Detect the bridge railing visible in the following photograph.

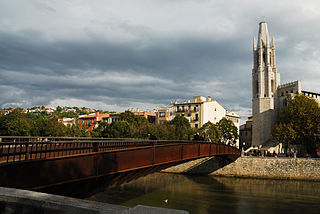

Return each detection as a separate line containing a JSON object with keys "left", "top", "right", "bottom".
{"left": 0, "top": 136, "right": 141, "bottom": 143}
{"left": 0, "top": 139, "right": 240, "bottom": 165}
{"left": 0, "top": 140, "right": 156, "bottom": 164}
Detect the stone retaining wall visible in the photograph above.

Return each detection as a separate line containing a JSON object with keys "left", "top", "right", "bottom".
{"left": 210, "top": 157, "right": 320, "bottom": 180}
{"left": 0, "top": 187, "right": 188, "bottom": 214}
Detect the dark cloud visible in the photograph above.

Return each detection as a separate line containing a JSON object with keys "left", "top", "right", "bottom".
{"left": 0, "top": 28, "right": 251, "bottom": 111}
{"left": 1, "top": 0, "right": 320, "bottom": 122}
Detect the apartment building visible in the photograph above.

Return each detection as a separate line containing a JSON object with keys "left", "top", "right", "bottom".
{"left": 155, "top": 106, "right": 174, "bottom": 124}
{"left": 173, "top": 96, "right": 234, "bottom": 129}
{"left": 78, "top": 112, "right": 110, "bottom": 131}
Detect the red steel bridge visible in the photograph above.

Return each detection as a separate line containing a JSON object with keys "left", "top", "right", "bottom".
{"left": 0, "top": 136, "right": 240, "bottom": 197}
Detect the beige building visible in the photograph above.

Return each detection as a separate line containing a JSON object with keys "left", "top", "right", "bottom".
{"left": 173, "top": 96, "right": 239, "bottom": 130}
{"left": 155, "top": 106, "right": 174, "bottom": 124}
{"left": 102, "top": 109, "right": 156, "bottom": 124}
{"left": 252, "top": 22, "right": 320, "bottom": 149}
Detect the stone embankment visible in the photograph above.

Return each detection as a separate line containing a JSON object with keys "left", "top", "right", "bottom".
{"left": 211, "top": 157, "right": 320, "bottom": 180}
{"left": 163, "top": 156, "right": 320, "bottom": 181}
{"left": 0, "top": 187, "right": 188, "bottom": 214}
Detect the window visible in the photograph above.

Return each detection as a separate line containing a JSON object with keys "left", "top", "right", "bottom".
{"left": 195, "top": 124, "right": 198, "bottom": 128}
{"left": 159, "top": 112, "right": 166, "bottom": 117}
{"left": 195, "top": 114, "right": 199, "bottom": 121}
{"left": 214, "top": 108, "right": 216, "bottom": 111}
{"left": 187, "top": 114, "right": 191, "bottom": 117}
{"left": 194, "top": 105, "right": 199, "bottom": 112}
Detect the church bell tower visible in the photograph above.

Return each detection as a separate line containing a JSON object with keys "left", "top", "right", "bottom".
{"left": 252, "top": 22, "right": 280, "bottom": 146}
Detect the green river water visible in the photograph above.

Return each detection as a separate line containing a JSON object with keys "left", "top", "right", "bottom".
{"left": 89, "top": 172, "right": 320, "bottom": 214}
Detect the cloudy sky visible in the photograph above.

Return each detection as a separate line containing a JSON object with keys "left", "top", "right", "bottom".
{"left": 1, "top": 0, "right": 320, "bottom": 122}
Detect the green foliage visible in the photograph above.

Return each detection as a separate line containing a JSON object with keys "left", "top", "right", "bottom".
{"left": 149, "top": 122, "right": 175, "bottom": 140}
{"left": 119, "top": 111, "right": 136, "bottom": 123}
{"left": 31, "top": 117, "right": 66, "bottom": 136}
{"left": 58, "top": 111, "right": 78, "bottom": 118}
{"left": 170, "top": 115, "right": 194, "bottom": 140}
{"left": 218, "top": 117, "right": 239, "bottom": 145}
{"left": 104, "top": 121, "right": 132, "bottom": 138}
{"left": 25, "top": 112, "right": 47, "bottom": 120}
{"left": 273, "top": 122, "right": 297, "bottom": 154}
{"left": 0, "top": 109, "right": 32, "bottom": 136}
{"left": 0, "top": 108, "right": 86, "bottom": 137}
{"left": 273, "top": 95, "right": 320, "bottom": 154}
{"left": 199, "top": 121, "right": 222, "bottom": 143}
{"left": 56, "top": 106, "right": 63, "bottom": 113}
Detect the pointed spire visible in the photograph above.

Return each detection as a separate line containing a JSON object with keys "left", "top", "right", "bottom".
{"left": 258, "top": 21, "right": 270, "bottom": 47}
{"left": 271, "top": 36, "right": 275, "bottom": 48}
{"left": 253, "top": 37, "right": 257, "bottom": 51}
{"left": 258, "top": 37, "right": 262, "bottom": 48}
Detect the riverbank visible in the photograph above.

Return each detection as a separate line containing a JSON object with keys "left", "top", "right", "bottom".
{"left": 163, "top": 156, "right": 320, "bottom": 181}
{"left": 0, "top": 187, "right": 188, "bottom": 214}
{"left": 211, "top": 156, "right": 320, "bottom": 181}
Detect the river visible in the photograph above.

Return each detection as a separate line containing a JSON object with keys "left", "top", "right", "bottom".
{"left": 88, "top": 172, "right": 320, "bottom": 214}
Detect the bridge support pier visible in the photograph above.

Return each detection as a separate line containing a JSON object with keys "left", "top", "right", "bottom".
{"left": 162, "top": 156, "right": 233, "bottom": 175}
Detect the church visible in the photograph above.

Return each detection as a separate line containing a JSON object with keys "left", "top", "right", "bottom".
{"left": 243, "top": 22, "right": 320, "bottom": 152}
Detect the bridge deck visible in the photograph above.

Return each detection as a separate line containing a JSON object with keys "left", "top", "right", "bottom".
{"left": 0, "top": 138, "right": 240, "bottom": 197}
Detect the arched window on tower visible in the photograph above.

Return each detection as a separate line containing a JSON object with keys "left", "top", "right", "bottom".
{"left": 269, "top": 53, "right": 272, "bottom": 65}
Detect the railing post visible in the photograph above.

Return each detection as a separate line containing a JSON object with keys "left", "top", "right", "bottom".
{"left": 93, "top": 142, "right": 99, "bottom": 153}
{"left": 25, "top": 144, "right": 29, "bottom": 161}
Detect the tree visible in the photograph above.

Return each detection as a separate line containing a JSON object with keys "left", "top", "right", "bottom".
{"left": 32, "top": 117, "right": 67, "bottom": 136}
{"left": 273, "top": 122, "right": 297, "bottom": 155}
{"left": 119, "top": 111, "right": 136, "bottom": 124}
{"left": 170, "top": 115, "right": 194, "bottom": 140}
{"left": 0, "top": 109, "right": 32, "bottom": 136}
{"left": 105, "top": 121, "right": 132, "bottom": 138}
{"left": 273, "top": 94, "right": 320, "bottom": 154}
{"left": 218, "top": 117, "right": 239, "bottom": 145}
{"left": 56, "top": 106, "right": 63, "bottom": 113}
{"left": 199, "top": 121, "right": 222, "bottom": 143}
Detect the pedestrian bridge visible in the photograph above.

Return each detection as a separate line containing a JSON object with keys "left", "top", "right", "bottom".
{"left": 0, "top": 136, "right": 240, "bottom": 197}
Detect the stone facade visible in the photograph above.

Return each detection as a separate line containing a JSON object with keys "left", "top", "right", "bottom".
{"left": 252, "top": 22, "right": 320, "bottom": 147}
{"left": 239, "top": 117, "right": 252, "bottom": 150}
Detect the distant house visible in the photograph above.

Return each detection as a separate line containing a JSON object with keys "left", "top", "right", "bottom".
{"left": 155, "top": 107, "right": 174, "bottom": 124}
{"left": 102, "top": 110, "right": 156, "bottom": 124}
{"left": 129, "top": 109, "right": 156, "bottom": 124}
{"left": 78, "top": 112, "right": 110, "bottom": 131}
{"left": 58, "top": 117, "right": 76, "bottom": 126}
{"left": 44, "top": 107, "right": 55, "bottom": 113}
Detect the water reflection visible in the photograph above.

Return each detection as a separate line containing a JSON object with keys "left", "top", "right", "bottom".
{"left": 89, "top": 173, "right": 320, "bottom": 214}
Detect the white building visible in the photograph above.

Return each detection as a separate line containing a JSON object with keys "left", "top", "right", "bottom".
{"left": 173, "top": 96, "right": 240, "bottom": 132}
